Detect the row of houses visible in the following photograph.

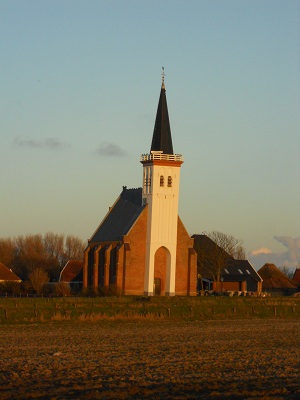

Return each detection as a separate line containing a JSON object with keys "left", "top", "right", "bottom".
{"left": 61, "top": 244, "right": 300, "bottom": 295}
{"left": 1, "top": 247, "right": 299, "bottom": 296}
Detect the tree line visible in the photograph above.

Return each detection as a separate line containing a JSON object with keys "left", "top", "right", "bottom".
{"left": 0, "top": 232, "right": 86, "bottom": 282}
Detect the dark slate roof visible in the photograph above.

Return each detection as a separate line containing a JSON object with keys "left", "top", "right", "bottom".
{"left": 221, "top": 259, "right": 262, "bottom": 282}
{"left": 89, "top": 187, "right": 145, "bottom": 243}
{"left": 59, "top": 260, "right": 83, "bottom": 283}
{"left": 150, "top": 83, "right": 174, "bottom": 154}
{"left": 0, "top": 262, "right": 21, "bottom": 282}
{"left": 192, "top": 234, "right": 262, "bottom": 282}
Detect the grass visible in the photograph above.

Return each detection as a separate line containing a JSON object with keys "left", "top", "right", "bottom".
{"left": 0, "top": 295, "right": 300, "bottom": 324}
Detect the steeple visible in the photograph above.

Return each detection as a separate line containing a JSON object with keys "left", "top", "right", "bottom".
{"left": 140, "top": 71, "right": 184, "bottom": 296}
{"left": 150, "top": 68, "right": 174, "bottom": 155}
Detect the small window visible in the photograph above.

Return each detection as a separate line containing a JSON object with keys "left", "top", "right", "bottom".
{"left": 167, "top": 176, "right": 172, "bottom": 187}
{"left": 224, "top": 269, "right": 229, "bottom": 274}
{"left": 144, "top": 178, "right": 151, "bottom": 187}
{"left": 160, "top": 175, "right": 164, "bottom": 187}
{"left": 238, "top": 269, "right": 243, "bottom": 274}
{"left": 246, "top": 269, "right": 251, "bottom": 274}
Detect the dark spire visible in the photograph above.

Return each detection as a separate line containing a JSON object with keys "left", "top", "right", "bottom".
{"left": 150, "top": 69, "right": 174, "bottom": 154}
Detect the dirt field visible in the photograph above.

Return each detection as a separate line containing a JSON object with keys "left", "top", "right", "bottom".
{"left": 1, "top": 319, "right": 299, "bottom": 399}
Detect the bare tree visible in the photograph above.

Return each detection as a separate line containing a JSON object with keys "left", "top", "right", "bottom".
{"left": 278, "top": 265, "right": 294, "bottom": 279}
{"left": 64, "top": 235, "right": 85, "bottom": 262}
{"left": 43, "top": 232, "right": 65, "bottom": 281}
{"left": 14, "top": 235, "right": 47, "bottom": 280}
{"left": 194, "top": 231, "right": 246, "bottom": 290}
{"left": 0, "top": 233, "right": 86, "bottom": 283}
{"left": 0, "top": 238, "right": 15, "bottom": 267}
{"left": 44, "top": 232, "right": 64, "bottom": 263}
{"left": 29, "top": 268, "right": 49, "bottom": 294}
{"left": 207, "top": 231, "right": 246, "bottom": 260}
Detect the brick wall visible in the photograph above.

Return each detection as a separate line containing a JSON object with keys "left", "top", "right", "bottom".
{"left": 123, "top": 207, "right": 148, "bottom": 295}
{"left": 85, "top": 207, "right": 197, "bottom": 296}
{"left": 175, "top": 217, "right": 197, "bottom": 296}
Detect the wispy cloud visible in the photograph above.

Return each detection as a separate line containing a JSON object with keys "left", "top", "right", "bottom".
{"left": 250, "top": 247, "right": 272, "bottom": 256}
{"left": 249, "top": 236, "right": 300, "bottom": 271}
{"left": 14, "top": 137, "right": 71, "bottom": 150}
{"left": 94, "top": 142, "right": 127, "bottom": 157}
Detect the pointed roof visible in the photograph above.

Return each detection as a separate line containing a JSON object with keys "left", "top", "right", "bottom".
{"left": 192, "top": 234, "right": 262, "bottom": 282}
{"left": 0, "top": 262, "right": 21, "bottom": 282}
{"left": 257, "top": 263, "right": 298, "bottom": 290}
{"left": 89, "top": 187, "right": 145, "bottom": 243}
{"left": 59, "top": 260, "right": 83, "bottom": 283}
{"left": 150, "top": 81, "right": 174, "bottom": 155}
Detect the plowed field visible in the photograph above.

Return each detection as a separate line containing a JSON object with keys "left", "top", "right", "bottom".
{"left": 1, "top": 319, "right": 299, "bottom": 399}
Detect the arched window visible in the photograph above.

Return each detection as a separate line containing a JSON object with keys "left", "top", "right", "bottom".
{"left": 160, "top": 175, "right": 164, "bottom": 187}
{"left": 144, "top": 167, "right": 152, "bottom": 193}
{"left": 167, "top": 176, "right": 172, "bottom": 187}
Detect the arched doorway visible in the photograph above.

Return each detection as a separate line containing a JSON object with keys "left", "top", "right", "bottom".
{"left": 153, "top": 246, "right": 171, "bottom": 296}
{"left": 154, "top": 278, "right": 161, "bottom": 295}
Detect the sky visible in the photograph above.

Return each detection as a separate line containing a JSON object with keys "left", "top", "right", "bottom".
{"left": 1, "top": 0, "right": 299, "bottom": 271}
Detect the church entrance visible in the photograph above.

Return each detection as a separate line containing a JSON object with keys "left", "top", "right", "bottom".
{"left": 154, "top": 278, "right": 161, "bottom": 295}
{"left": 153, "top": 246, "right": 171, "bottom": 296}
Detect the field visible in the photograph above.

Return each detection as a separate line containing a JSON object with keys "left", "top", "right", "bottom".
{"left": 1, "top": 298, "right": 300, "bottom": 399}
{"left": 1, "top": 296, "right": 300, "bottom": 323}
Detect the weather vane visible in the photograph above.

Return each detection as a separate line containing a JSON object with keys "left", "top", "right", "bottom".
{"left": 162, "top": 66, "right": 166, "bottom": 84}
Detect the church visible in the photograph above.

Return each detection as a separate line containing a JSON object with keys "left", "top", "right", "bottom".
{"left": 83, "top": 74, "right": 197, "bottom": 296}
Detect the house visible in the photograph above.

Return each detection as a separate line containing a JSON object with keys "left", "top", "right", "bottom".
{"left": 82, "top": 74, "right": 197, "bottom": 296}
{"left": 0, "top": 262, "right": 21, "bottom": 283}
{"left": 293, "top": 268, "right": 300, "bottom": 294}
{"left": 192, "top": 234, "right": 262, "bottom": 293}
{"left": 258, "top": 263, "right": 298, "bottom": 296}
{"left": 59, "top": 260, "right": 83, "bottom": 293}
{"left": 293, "top": 268, "right": 300, "bottom": 286}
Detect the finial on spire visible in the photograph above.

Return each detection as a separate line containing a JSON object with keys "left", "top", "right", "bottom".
{"left": 161, "top": 66, "right": 166, "bottom": 89}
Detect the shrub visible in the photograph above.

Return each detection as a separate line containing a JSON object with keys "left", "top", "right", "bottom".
{"left": 54, "top": 282, "right": 71, "bottom": 297}
{"left": 29, "top": 268, "right": 49, "bottom": 294}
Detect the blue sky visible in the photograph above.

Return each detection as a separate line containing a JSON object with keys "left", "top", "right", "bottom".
{"left": 1, "top": 0, "right": 299, "bottom": 270}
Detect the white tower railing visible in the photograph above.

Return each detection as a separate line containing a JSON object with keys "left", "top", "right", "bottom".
{"left": 140, "top": 153, "right": 183, "bottom": 162}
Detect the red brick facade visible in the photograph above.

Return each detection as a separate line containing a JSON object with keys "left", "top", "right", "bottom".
{"left": 83, "top": 206, "right": 197, "bottom": 296}
{"left": 212, "top": 280, "right": 262, "bottom": 293}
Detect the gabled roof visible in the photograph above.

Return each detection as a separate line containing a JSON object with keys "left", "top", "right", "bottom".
{"left": 257, "top": 263, "right": 298, "bottom": 289}
{"left": 221, "top": 259, "right": 262, "bottom": 282}
{"left": 89, "top": 187, "right": 145, "bottom": 243}
{"left": 192, "top": 234, "right": 234, "bottom": 271}
{"left": 0, "top": 262, "right": 21, "bottom": 282}
{"left": 60, "top": 260, "right": 83, "bottom": 283}
{"left": 150, "top": 82, "right": 174, "bottom": 155}
{"left": 192, "top": 234, "right": 262, "bottom": 282}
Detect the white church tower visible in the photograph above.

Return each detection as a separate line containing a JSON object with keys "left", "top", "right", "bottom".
{"left": 140, "top": 71, "right": 183, "bottom": 296}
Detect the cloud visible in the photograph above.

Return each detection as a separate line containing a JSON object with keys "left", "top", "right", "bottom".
{"left": 250, "top": 247, "right": 272, "bottom": 256}
{"left": 274, "top": 236, "right": 300, "bottom": 266}
{"left": 249, "top": 236, "right": 300, "bottom": 271}
{"left": 14, "top": 137, "right": 70, "bottom": 150}
{"left": 94, "top": 142, "right": 127, "bottom": 157}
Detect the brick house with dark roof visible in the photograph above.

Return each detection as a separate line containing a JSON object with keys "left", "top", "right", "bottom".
{"left": 59, "top": 260, "right": 83, "bottom": 292}
{"left": 83, "top": 75, "right": 197, "bottom": 296}
{"left": 192, "top": 234, "right": 262, "bottom": 293}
